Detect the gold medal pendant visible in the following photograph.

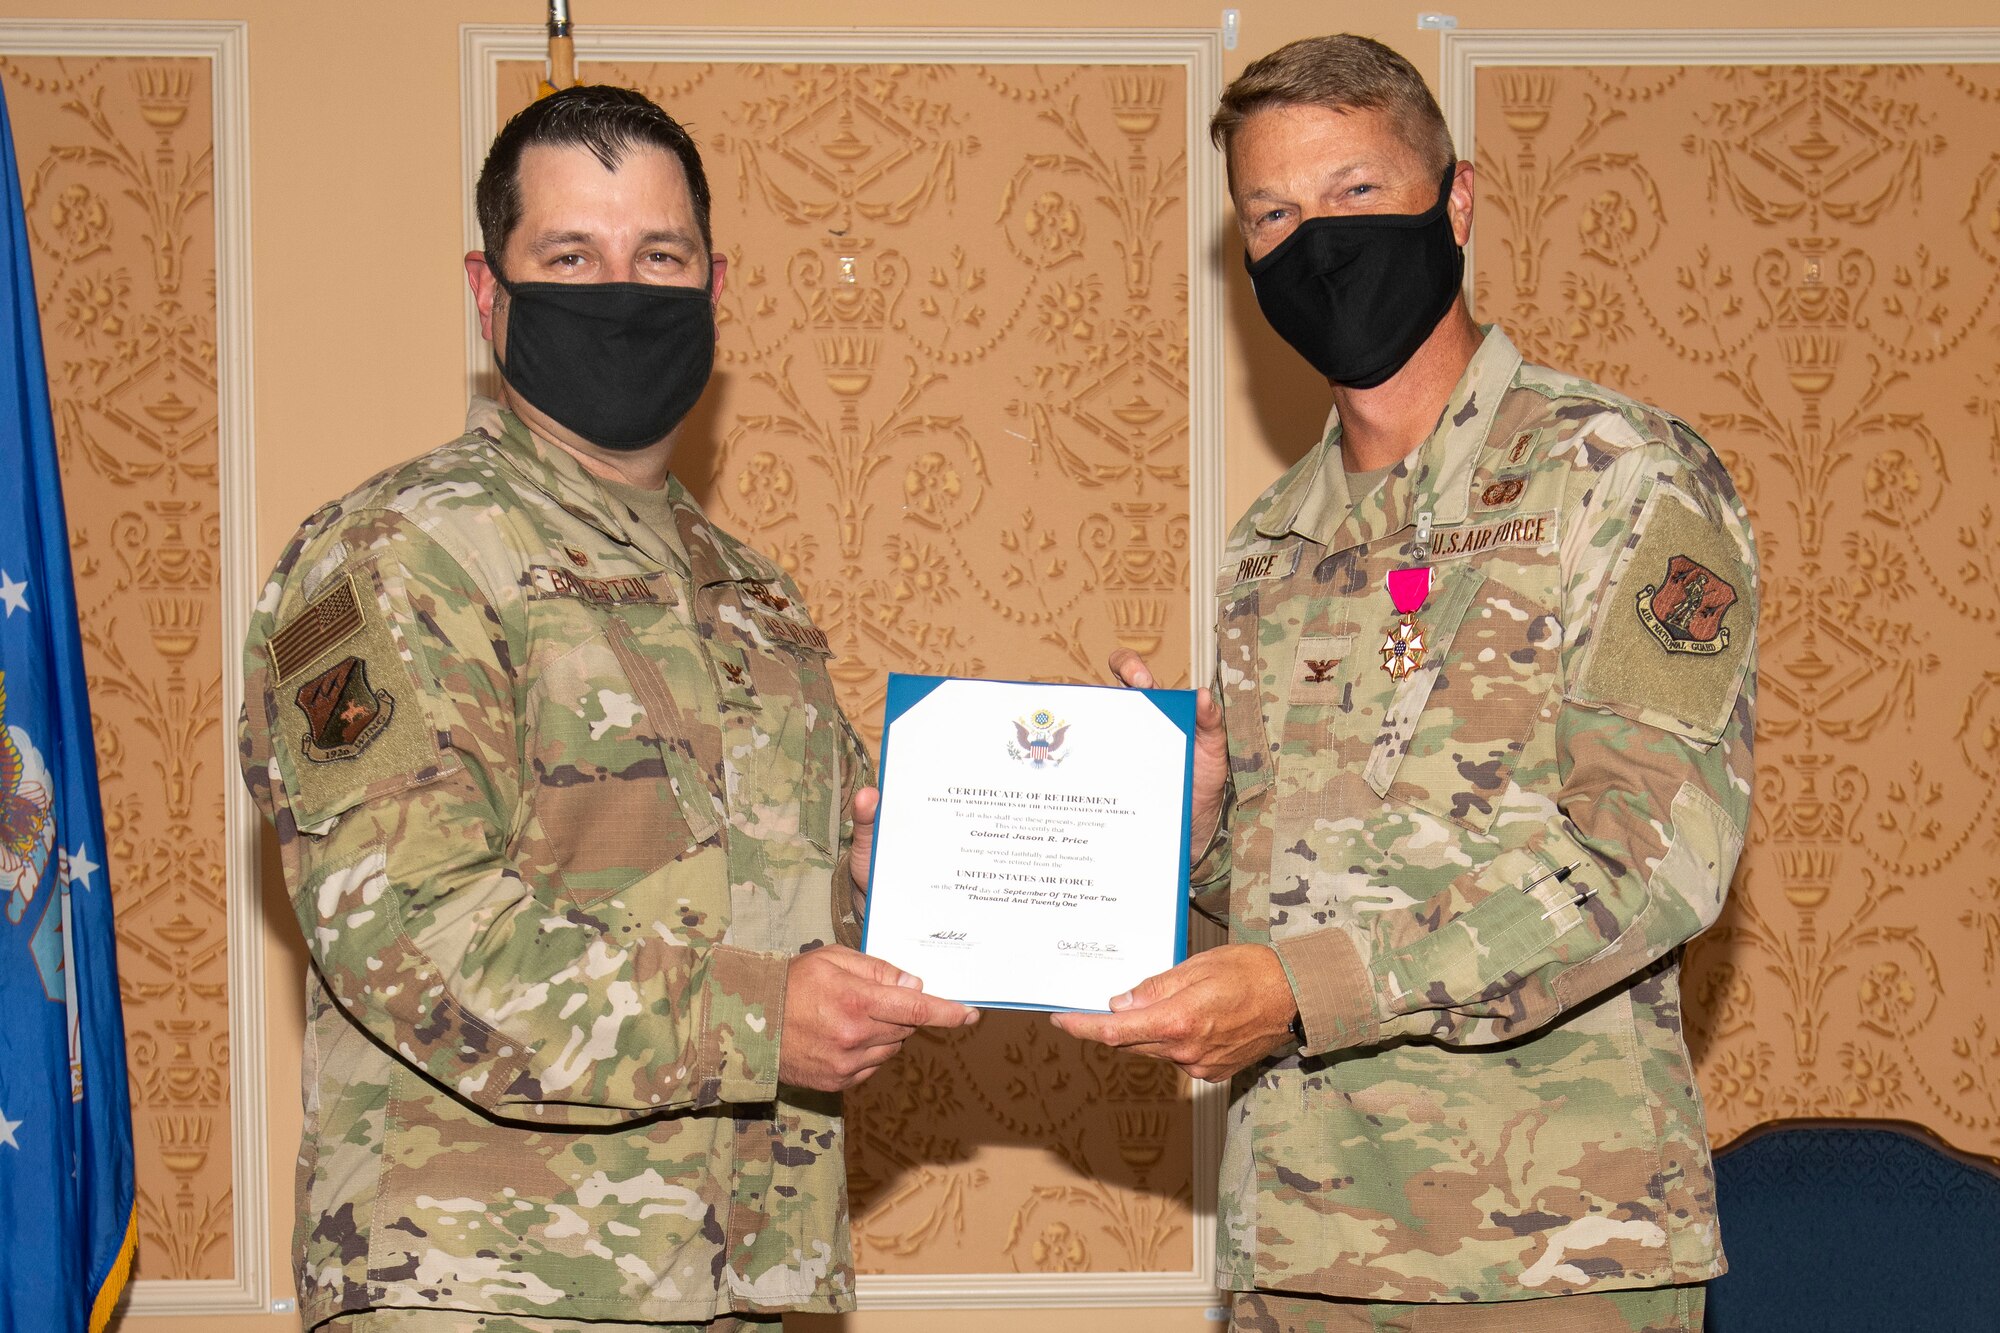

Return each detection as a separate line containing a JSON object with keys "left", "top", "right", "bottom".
{"left": 1381, "top": 613, "right": 1427, "bottom": 681}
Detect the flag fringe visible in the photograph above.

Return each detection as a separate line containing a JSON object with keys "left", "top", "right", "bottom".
{"left": 88, "top": 1207, "right": 137, "bottom": 1333}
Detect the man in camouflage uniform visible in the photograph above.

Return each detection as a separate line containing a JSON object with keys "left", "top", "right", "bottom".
{"left": 239, "top": 87, "right": 976, "bottom": 1332}
{"left": 1059, "top": 36, "right": 1754, "bottom": 1332}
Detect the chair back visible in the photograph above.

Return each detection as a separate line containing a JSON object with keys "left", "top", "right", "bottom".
{"left": 1706, "top": 1117, "right": 2000, "bottom": 1332}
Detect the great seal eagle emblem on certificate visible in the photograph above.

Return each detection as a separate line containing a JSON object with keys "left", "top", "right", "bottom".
{"left": 1009, "top": 708, "right": 1070, "bottom": 768}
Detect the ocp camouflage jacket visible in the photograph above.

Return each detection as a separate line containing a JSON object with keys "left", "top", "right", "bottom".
{"left": 1203, "top": 329, "right": 1756, "bottom": 1303}
{"left": 238, "top": 400, "right": 864, "bottom": 1327}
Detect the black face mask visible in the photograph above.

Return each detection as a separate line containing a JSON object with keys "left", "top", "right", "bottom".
{"left": 1245, "top": 169, "right": 1464, "bottom": 390}
{"left": 494, "top": 276, "right": 716, "bottom": 452}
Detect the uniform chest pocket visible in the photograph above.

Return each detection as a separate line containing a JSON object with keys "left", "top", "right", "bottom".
{"left": 523, "top": 626, "right": 722, "bottom": 904}
{"left": 1363, "top": 563, "right": 1559, "bottom": 833}
{"left": 714, "top": 625, "right": 840, "bottom": 858}
{"left": 1216, "top": 584, "right": 1277, "bottom": 808}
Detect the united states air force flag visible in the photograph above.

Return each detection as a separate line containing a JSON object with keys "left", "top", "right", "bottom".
{"left": 0, "top": 86, "right": 139, "bottom": 1331}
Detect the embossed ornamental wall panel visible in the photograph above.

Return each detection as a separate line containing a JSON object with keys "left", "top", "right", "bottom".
{"left": 1454, "top": 36, "right": 2000, "bottom": 1157}
{"left": 1, "top": 22, "right": 261, "bottom": 1315}
{"left": 478, "top": 29, "right": 1223, "bottom": 1300}
{"left": 6, "top": 49, "right": 232, "bottom": 1281}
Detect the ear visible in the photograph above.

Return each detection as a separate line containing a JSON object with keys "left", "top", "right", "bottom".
{"left": 707, "top": 252, "right": 728, "bottom": 304}
{"left": 465, "top": 251, "right": 502, "bottom": 344}
{"left": 1447, "top": 161, "right": 1474, "bottom": 248}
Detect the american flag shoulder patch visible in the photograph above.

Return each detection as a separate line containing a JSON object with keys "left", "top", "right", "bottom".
{"left": 268, "top": 574, "right": 365, "bottom": 685}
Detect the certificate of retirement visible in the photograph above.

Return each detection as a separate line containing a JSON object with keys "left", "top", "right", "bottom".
{"left": 861, "top": 673, "right": 1195, "bottom": 1012}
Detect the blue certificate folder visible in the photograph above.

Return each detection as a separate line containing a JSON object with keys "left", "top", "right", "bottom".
{"left": 860, "top": 672, "right": 1197, "bottom": 1012}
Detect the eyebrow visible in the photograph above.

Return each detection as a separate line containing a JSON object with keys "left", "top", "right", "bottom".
{"left": 526, "top": 230, "right": 596, "bottom": 252}
{"left": 525, "top": 228, "right": 701, "bottom": 254}
{"left": 637, "top": 229, "right": 699, "bottom": 250}
{"left": 1237, "top": 162, "right": 1384, "bottom": 211}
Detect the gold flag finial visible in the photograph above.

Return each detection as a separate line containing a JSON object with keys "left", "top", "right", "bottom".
{"left": 535, "top": 0, "right": 576, "bottom": 99}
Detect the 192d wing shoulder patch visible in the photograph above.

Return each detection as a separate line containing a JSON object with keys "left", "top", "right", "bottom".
{"left": 1572, "top": 485, "right": 1755, "bottom": 745}
{"left": 294, "top": 656, "right": 395, "bottom": 761}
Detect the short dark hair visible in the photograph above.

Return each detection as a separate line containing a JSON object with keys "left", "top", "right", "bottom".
{"left": 475, "top": 84, "right": 714, "bottom": 276}
{"left": 1210, "top": 34, "right": 1455, "bottom": 180}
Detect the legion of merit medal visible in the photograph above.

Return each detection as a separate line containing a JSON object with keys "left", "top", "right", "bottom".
{"left": 1381, "top": 566, "right": 1433, "bottom": 681}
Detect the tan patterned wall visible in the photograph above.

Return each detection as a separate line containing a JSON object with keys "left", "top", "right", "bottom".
{"left": 4, "top": 56, "right": 230, "bottom": 1279}
{"left": 1474, "top": 63, "right": 2000, "bottom": 1155}
{"left": 497, "top": 60, "right": 1198, "bottom": 1274}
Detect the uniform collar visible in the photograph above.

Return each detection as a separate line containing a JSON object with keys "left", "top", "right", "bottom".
{"left": 1255, "top": 326, "right": 1524, "bottom": 552}
{"left": 467, "top": 397, "right": 764, "bottom": 589}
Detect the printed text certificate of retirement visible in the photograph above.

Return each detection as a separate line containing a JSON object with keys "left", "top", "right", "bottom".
{"left": 862, "top": 674, "right": 1194, "bottom": 1012}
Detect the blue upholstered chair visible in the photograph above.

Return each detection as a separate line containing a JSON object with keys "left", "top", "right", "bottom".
{"left": 1706, "top": 1118, "right": 2000, "bottom": 1332}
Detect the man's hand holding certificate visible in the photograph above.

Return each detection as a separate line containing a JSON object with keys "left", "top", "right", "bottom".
{"left": 861, "top": 674, "right": 1196, "bottom": 1012}
{"left": 1052, "top": 650, "right": 1300, "bottom": 1086}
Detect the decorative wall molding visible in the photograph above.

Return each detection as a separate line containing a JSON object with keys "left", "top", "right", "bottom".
{"left": 1440, "top": 26, "right": 2000, "bottom": 294}
{"left": 462, "top": 24, "right": 1225, "bottom": 1310}
{"left": 0, "top": 18, "right": 264, "bottom": 1317}
{"left": 1447, "top": 31, "right": 2000, "bottom": 1160}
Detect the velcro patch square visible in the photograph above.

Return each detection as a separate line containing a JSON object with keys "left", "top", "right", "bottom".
{"left": 1573, "top": 486, "right": 1754, "bottom": 744}
{"left": 265, "top": 563, "right": 458, "bottom": 830}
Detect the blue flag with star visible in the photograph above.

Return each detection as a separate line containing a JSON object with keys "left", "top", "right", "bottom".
{"left": 0, "top": 85, "right": 138, "bottom": 1331}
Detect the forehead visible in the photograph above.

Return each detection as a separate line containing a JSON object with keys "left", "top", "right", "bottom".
{"left": 510, "top": 140, "right": 696, "bottom": 230}
{"left": 1228, "top": 102, "right": 1425, "bottom": 188}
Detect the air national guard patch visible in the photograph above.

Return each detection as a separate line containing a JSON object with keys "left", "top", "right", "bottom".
{"left": 1637, "top": 554, "right": 1737, "bottom": 654}
{"left": 295, "top": 656, "right": 394, "bottom": 762}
